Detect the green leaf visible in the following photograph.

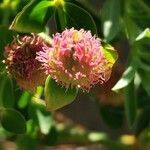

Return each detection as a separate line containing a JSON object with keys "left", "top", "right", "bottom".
{"left": 45, "top": 76, "right": 78, "bottom": 111}
{"left": 10, "top": 0, "right": 55, "bottom": 33}
{"left": 0, "top": 108, "right": 26, "bottom": 134}
{"left": 102, "top": 43, "right": 118, "bottom": 68}
{"left": 125, "top": 0, "right": 150, "bottom": 30}
{"left": 112, "top": 66, "right": 135, "bottom": 91}
{"left": 124, "top": 81, "right": 137, "bottom": 127}
{"left": 135, "top": 34, "right": 150, "bottom": 72}
{"left": 101, "top": 0, "right": 121, "bottom": 41}
{"left": 46, "top": 126, "right": 58, "bottom": 145}
{"left": 124, "top": 16, "right": 141, "bottom": 43}
{"left": 0, "top": 26, "right": 17, "bottom": 61}
{"left": 17, "top": 134, "right": 38, "bottom": 150}
{"left": 137, "top": 87, "right": 150, "bottom": 109}
{"left": 137, "top": 38, "right": 150, "bottom": 68}
{"left": 135, "top": 106, "right": 150, "bottom": 135}
{"left": 55, "top": 2, "right": 97, "bottom": 34}
{"left": 0, "top": 26, "right": 16, "bottom": 73}
{"left": 18, "top": 91, "right": 32, "bottom": 109}
{"left": 138, "top": 60, "right": 150, "bottom": 71}
{"left": 136, "top": 28, "right": 150, "bottom": 41}
{"left": 138, "top": 49, "right": 150, "bottom": 63}
{"left": 54, "top": 3, "right": 67, "bottom": 31}
{"left": 0, "top": 77, "right": 14, "bottom": 108}
{"left": 29, "top": 96, "right": 52, "bottom": 134}
{"left": 138, "top": 69, "right": 150, "bottom": 96}
{"left": 36, "top": 109, "right": 52, "bottom": 135}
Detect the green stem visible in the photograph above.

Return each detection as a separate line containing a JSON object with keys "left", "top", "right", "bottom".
{"left": 32, "top": 97, "right": 46, "bottom": 107}
{"left": 124, "top": 80, "right": 137, "bottom": 127}
{"left": 32, "top": 86, "right": 46, "bottom": 107}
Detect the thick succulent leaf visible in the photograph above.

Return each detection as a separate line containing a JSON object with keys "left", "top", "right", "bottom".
{"left": 44, "top": 76, "right": 78, "bottom": 111}
{"left": 10, "top": 0, "right": 55, "bottom": 33}
{"left": 0, "top": 108, "right": 26, "bottom": 134}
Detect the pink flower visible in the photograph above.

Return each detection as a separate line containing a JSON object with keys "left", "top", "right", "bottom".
{"left": 4, "top": 34, "right": 50, "bottom": 91}
{"left": 37, "top": 28, "right": 112, "bottom": 91}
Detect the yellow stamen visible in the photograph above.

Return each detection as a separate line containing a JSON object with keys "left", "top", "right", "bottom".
{"left": 72, "top": 31, "right": 81, "bottom": 42}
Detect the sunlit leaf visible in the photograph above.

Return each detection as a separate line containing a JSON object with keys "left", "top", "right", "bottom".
{"left": 102, "top": 43, "right": 118, "bottom": 68}
{"left": 36, "top": 109, "right": 52, "bottom": 134}
{"left": 45, "top": 75, "right": 78, "bottom": 111}
{"left": 10, "top": 0, "right": 55, "bottom": 33}
{"left": 112, "top": 66, "right": 135, "bottom": 91}
{"left": 136, "top": 28, "right": 150, "bottom": 41}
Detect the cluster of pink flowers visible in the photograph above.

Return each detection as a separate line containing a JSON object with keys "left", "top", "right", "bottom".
{"left": 5, "top": 28, "right": 115, "bottom": 92}
{"left": 37, "top": 28, "right": 111, "bottom": 91}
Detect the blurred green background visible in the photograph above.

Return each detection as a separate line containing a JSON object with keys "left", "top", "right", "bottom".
{"left": 0, "top": 0, "right": 150, "bottom": 150}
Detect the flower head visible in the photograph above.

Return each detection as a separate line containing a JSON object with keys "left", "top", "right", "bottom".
{"left": 37, "top": 28, "right": 114, "bottom": 91}
{"left": 4, "top": 34, "right": 50, "bottom": 91}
